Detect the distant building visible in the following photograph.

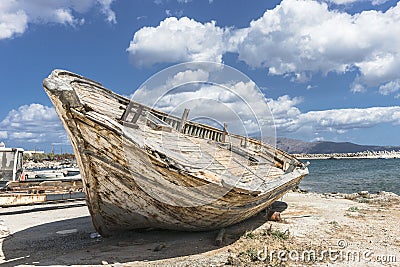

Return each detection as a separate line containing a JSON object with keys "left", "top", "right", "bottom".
{"left": 23, "top": 150, "right": 45, "bottom": 157}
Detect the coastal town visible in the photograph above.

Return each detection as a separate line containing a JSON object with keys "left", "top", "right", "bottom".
{"left": 294, "top": 150, "right": 400, "bottom": 160}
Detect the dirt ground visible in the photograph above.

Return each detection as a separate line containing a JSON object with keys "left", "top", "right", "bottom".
{"left": 0, "top": 191, "right": 399, "bottom": 266}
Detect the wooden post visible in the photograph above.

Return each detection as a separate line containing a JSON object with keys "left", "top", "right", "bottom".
{"left": 179, "top": 108, "right": 190, "bottom": 133}
{"left": 215, "top": 228, "right": 225, "bottom": 246}
{"left": 222, "top": 123, "right": 228, "bottom": 142}
{"left": 131, "top": 106, "right": 143, "bottom": 124}
{"left": 121, "top": 104, "right": 143, "bottom": 129}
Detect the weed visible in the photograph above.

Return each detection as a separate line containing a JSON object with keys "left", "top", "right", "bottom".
{"left": 244, "top": 231, "right": 256, "bottom": 239}
{"left": 239, "top": 248, "right": 259, "bottom": 262}
{"left": 270, "top": 229, "right": 290, "bottom": 240}
{"left": 359, "top": 198, "right": 370, "bottom": 203}
{"left": 348, "top": 206, "right": 359, "bottom": 212}
{"left": 260, "top": 225, "right": 290, "bottom": 240}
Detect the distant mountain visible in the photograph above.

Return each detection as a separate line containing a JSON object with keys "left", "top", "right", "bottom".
{"left": 273, "top": 137, "right": 400, "bottom": 154}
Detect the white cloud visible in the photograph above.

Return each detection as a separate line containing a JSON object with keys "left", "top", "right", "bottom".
{"left": 128, "top": 0, "right": 400, "bottom": 96}
{"left": 165, "top": 69, "right": 210, "bottom": 90}
{"left": 0, "top": 0, "right": 116, "bottom": 39}
{"left": 0, "top": 131, "right": 7, "bottom": 139}
{"left": 267, "top": 95, "right": 302, "bottom": 119}
{"left": 0, "top": 8, "right": 28, "bottom": 39}
{"left": 379, "top": 79, "right": 400, "bottom": 95}
{"left": 371, "top": 0, "right": 389, "bottom": 5}
{"left": 0, "top": 104, "right": 68, "bottom": 147}
{"left": 53, "top": 8, "right": 79, "bottom": 25}
{"left": 327, "top": 0, "right": 358, "bottom": 4}
{"left": 126, "top": 17, "right": 230, "bottom": 66}
{"left": 298, "top": 106, "right": 400, "bottom": 131}
{"left": 133, "top": 68, "right": 210, "bottom": 108}
{"left": 267, "top": 95, "right": 400, "bottom": 135}
{"left": 136, "top": 15, "right": 147, "bottom": 20}
{"left": 236, "top": 0, "right": 400, "bottom": 88}
{"left": 165, "top": 9, "right": 184, "bottom": 17}
{"left": 97, "top": 0, "right": 116, "bottom": 23}
{"left": 325, "top": 0, "right": 389, "bottom": 6}
{"left": 350, "top": 82, "right": 366, "bottom": 93}
{"left": 325, "top": 0, "right": 390, "bottom": 5}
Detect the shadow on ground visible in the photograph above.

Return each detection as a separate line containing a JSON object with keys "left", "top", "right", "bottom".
{"left": 1, "top": 201, "right": 288, "bottom": 266}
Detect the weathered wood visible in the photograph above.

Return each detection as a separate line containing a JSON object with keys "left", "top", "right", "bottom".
{"left": 222, "top": 123, "right": 228, "bottom": 142}
{"left": 0, "top": 190, "right": 85, "bottom": 207}
{"left": 146, "top": 112, "right": 172, "bottom": 132}
{"left": 215, "top": 228, "right": 226, "bottom": 246}
{"left": 43, "top": 69, "right": 309, "bottom": 237}
{"left": 179, "top": 108, "right": 190, "bottom": 133}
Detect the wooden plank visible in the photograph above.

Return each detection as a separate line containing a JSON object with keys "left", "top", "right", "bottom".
{"left": 0, "top": 192, "right": 85, "bottom": 207}
{"left": 179, "top": 108, "right": 190, "bottom": 133}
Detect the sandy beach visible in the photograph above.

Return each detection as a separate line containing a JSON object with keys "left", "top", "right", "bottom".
{"left": 0, "top": 190, "right": 399, "bottom": 266}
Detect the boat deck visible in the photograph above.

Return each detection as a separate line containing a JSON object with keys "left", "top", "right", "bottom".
{"left": 124, "top": 123, "right": 284, "bottom": 193}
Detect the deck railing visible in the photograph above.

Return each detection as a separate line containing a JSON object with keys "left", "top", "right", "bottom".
{"left": 120, "top": 99, "right": 301, "bottom": 169}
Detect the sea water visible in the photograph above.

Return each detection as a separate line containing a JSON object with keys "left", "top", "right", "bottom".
{"left": 298, "top": 158, "right": 400, "bottom": 195}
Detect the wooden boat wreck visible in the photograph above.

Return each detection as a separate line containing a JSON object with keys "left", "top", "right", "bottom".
{"left": 0, "top": 144, "right": 84, "bottom": 206}
{"left": 43, "top": 69, "right": 309, "bottom": 237}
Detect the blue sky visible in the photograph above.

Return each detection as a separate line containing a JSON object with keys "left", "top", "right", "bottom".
{"left": 0, "top": 0, "right": 399, "bottom": 152}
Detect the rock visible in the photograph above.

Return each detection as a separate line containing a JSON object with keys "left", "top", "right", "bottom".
{"left": 0, "top": 222, "right": 10, "bottom": 238}
{"left": 0, "top": 228, "right": 10, "bottom": 238}
{"left": 268, "top": 211, "right": 282, "bottom": 222}
{"left": 90, "top": 232, "right": 101, "bottom": 239}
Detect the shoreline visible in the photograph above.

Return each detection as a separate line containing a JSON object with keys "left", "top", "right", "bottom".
{"left": 294, "top": 150, "right": 400, "bottom": 160}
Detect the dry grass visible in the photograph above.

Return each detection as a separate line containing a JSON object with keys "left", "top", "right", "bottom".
{"left": 223, "top": 224, "right": 328, "bottom": 266}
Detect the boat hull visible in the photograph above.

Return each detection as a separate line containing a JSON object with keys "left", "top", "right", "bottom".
{"left": 43, "top": 70, "right": 308, "bottom": 236}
